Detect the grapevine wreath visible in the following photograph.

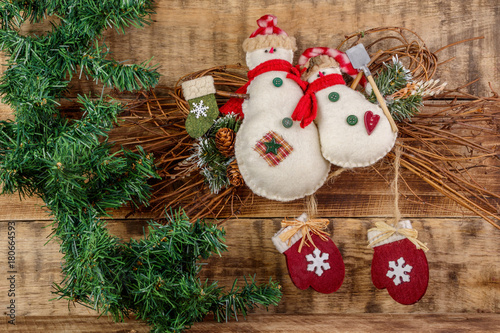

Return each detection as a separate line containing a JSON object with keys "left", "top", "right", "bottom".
{"left": 120, "top": 25, "right": 500, "bottom": 227}
{"left": 0, "top": 4, "right": 499, "bottom": 333}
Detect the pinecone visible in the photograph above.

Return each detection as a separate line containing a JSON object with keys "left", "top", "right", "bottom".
{"left": 227, "top": 160, "right": 244, "bottom": 187}
{"left": 215, "top": 127, "right": 235, "bottom": 157}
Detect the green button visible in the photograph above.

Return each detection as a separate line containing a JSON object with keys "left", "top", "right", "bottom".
{"left": 329, "top": 92, "right": 340, "bottom": 102}
{"left": 346, "top": 115, "right": 358, "bottom": 126}
{"left": 282, "top": 117, "right": 293, "bottom": 128}
{"left": 273, "top": 77, "right": 283, "bottom": 87}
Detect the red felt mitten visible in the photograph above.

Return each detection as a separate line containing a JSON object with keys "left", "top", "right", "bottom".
{"left": 272, "top": 214, "right": 345, "bottom": 294}
{"left": 368, "top": 220, "right": 429, "bottom": 305}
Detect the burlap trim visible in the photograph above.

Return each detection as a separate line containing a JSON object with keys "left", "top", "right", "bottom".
{"left": 181, "top": 76, "right": 216, "bottom": 100}
{"left": 243, "top": 34, "right": 297, "bottom": 52}
{"left": 302, "top": 55, "right": 340, "bottom": 81}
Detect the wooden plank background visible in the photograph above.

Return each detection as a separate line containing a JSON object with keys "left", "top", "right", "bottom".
{"left": 1, "top": 0, "right": 499, "bottom": 332}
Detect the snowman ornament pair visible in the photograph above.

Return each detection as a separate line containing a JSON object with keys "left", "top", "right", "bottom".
{"left": 220, "top": 15, "right": 397, "bottom": 200}
{"left": 186, "top": 14, "right": 428, "bottom": 304}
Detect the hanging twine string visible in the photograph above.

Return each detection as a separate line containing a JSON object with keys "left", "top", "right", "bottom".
{"left": 306, "top": 194, "right": 318, "bottom": 218}
{"left": 393, "top": 144, "right": 402, "bottom": 223}
{"left": 279, "top": 218, "right": 330, "bottom": 253}
{"left": 367, "top": 144, "right": 429, "bottom": 252}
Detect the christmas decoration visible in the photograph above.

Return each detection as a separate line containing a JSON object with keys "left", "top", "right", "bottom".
{"left": 215, "top": 127, "right": 236, "bottom": 157}
{"left": 345, "top": 43, "right": 399, "bottom": 133}
{"left": 182, "top": 76, "right": 220, "bottom": 138}
{"left": 119, "top": 27, "right": 500, "bottom": 231}
{"left": 188, "top": 113, "right": 242, "bottom": 194}
{"left": 367, "top": 220, "right": 429, "bottom": 305}
{"left": 0, "top": 3, "right": 281, "bottom": 332}
{"left": 292, "top": 47, "right": 397, "bottom": 168}
{"left": 125, "top": 209, "right": 282, "bottom": 332}
{"left": 272, "top": 214, "right": 345, "bottom": 294}
{"left": 227, "top": 160, "right": 244, "bottom": 187}
{"left": 221, "top": 14, "right": 330, "bottom": 202}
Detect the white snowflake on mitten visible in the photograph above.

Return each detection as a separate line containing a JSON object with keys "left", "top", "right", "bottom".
{"left": 306, "top": 248, "right": 331, "bottom": 276}
{"left": 190, "top": 100, "right": 209, "bottom": 119}
{"left": 386, "top": 257, "right": 413, "bottom": 286}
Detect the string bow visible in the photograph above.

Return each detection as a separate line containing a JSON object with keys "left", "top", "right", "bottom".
{"left": 367, "top": 221, "right": 429, "bottom": 252}
{"left": 279, "top": 217, "right": 330, "bottom": 252}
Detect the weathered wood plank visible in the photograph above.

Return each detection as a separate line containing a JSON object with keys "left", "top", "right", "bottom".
{"left": 0, "top": 194, "right": 153, "bottom": 222}
{"left": 101, "top": 0, "right": 500, "bottom": 96}
{"left": 1, "top": 217, "right": 498, "bottom": 318}
{"left": 0, "top": 0, "right": 497, "bottom": 102}
{"left": 3, "top": 314, "right": 500, "bottom": 332}
{"left": 190, "top": 313, "right": 500, "bottom": 332}
{"left": 2, "top": 316, "right": 149, "bottom": 332}
{"left": 1, "top": 161, "right": 497, "bottom": 221}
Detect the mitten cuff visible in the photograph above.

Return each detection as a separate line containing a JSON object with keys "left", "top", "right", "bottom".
{"left": 182, "top": 76, "right": 216, "bottom": 100}
{"left": 272, "top": 213, "right": 307, "bottom": 253}
{"left": 272, "top": 226, "right": 303, "bottom": 254}
{"left": 367, "top": 220, "right": 412, "bottom": 248}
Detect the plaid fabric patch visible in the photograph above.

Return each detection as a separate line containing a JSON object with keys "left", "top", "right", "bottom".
{"left": 254, "top": 131, "right": 293, "bottom": 167}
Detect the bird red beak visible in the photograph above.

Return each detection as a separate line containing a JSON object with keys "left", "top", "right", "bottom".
{"left": 269, "top": 47, "right": 274, "bottom": 54}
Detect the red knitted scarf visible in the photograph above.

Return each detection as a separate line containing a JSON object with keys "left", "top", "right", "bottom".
{"left": 220, "top": 59, "right": 307, "bottom": 117}
{"left": 291, "top": 74, "right": 345, "bottom": 128}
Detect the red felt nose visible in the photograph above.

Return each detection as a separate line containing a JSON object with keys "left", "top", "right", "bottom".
{"left": 269, "top": 47, "right": 274, "bottom": 53}
{"left": 364, "top": 111, "right": 380, "bottom": 135}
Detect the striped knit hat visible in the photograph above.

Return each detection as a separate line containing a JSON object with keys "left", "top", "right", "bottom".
{"left": 242, "top": 15, "right": 297, "bottom": 52}
{"left": 299, "top": 47, "right": 362, "bottom": 82}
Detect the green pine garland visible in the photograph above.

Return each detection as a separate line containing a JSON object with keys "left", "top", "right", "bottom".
{"left": 0, "top": 2, "right": 280, "bottom": 332}
{"left": 368, "top": 56, "right": 424, "bottom": 121}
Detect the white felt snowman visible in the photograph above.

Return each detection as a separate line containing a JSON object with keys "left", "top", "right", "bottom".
{"left": 220, "top": 15, "right": 330, "bottom": 202}
{"left": 292, "top": 48, "right": 397, "bottom": 168}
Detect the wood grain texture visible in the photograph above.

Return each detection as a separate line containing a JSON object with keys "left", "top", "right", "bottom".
{"left": 3, "top": 314, "right": 500, "bottom": 332}
{"left": 0, "top": 1, "right": 499, "bottom": 331}
{"left": 0, "top": 194, "right": 154, "bottom": 222}
{"left": 1, "top": 217, "right": 498, "bottom": 318}
{"left": 104, "top": 0, "right": 499, "bottom": 95}
{"left": 0, "top": 0, "right": 497, "bottom": 114}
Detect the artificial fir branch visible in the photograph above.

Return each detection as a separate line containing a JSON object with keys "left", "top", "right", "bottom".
{"left": 54, "top": 209, "right": 282, "bottom": 333}
{"left": 367, "top": 56, "right": 423, "bottom": 121}
{"left": 0, "top": 3, "right": 281, "bottom": 332}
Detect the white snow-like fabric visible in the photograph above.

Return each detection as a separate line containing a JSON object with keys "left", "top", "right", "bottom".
{"left": 245, "top": 48, "right": 294, "bottom": 70}
{"left": 235, "top": 70, "right": 330, "bottom": 201}
{"left": 181, "top": 76, "right": 216, "bottom": 101}
{"left": 367, "top": 220, "right": 413, "bottom": 248}
{"left": 313, "top": 84, "right": 397, "bottom": 168}
{"left": 271, "top": 213, "right": 307, "bottom": 253}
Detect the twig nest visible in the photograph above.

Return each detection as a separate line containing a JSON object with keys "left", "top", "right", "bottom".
{"left": 215, "top": 127, "right": 236, "bottom": 157}
{"left": 227, "top": 160, "right": 244, "bottom": 187}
